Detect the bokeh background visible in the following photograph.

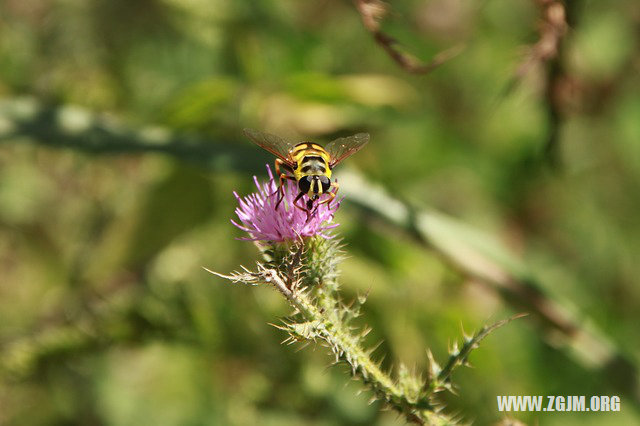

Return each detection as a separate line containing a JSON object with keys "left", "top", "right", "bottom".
{"left": 1, "top": 0, "right": 639, "bottom": 425}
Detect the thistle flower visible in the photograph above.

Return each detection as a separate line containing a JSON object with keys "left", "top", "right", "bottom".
{"left": 232, "top": 165, "right": 340, "bottom": 242}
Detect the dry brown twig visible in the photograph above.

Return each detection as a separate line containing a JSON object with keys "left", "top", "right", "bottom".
{"left": 354, "top": 0, "right": 464, "bottom": 74}
{"left": 514, "top": 0, "right": 568, "bottom": 81}
{"left": 499, "top": 0, "right": 571, "bottom": 166}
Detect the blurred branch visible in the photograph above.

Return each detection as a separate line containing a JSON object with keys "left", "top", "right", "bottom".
{"left": 353, "top": 0, "right": 464, "bottom": 74}
{"left": 0, "top": 97, "right": 262, "bottom": 172}
{"left": 512, "top": 1, "right": 568, "bottom": 88}
{"left": 503, "top": 0, "right": 582, "bottom": 167}
{"left": 1, "top": 96, "right": 638, "bottom": 405}
{"left": 541, "top": 0, "right": 572, "bottom": 168}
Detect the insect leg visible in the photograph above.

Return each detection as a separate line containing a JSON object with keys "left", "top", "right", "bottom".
{"left": 292, "top": 191, "right": 308, "bottom": 213}
{"left": 316, "top": 191, "right": 335, "bottom": 207}
{"left": 275, "top": 175, "right": 297, "bottom": 210}
{"left": 273, "top": 159, "right": 286, "bottom": 195}
{"left": 317, "top": 180, "right": 339, "bottom": 208}
{"left": 274, "top": 159, "right": 296, "bottom": 210}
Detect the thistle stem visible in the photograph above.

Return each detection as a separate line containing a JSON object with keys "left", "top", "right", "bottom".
{"left": 263, "top": 267, "right": 452, "bottom": 425}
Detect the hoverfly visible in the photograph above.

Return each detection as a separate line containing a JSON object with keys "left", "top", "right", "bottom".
{"left": 243, "top": 128, "right": 369, "bottom": 212}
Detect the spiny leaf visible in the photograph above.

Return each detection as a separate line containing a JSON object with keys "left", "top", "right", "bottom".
{"left": 436, "top": 314, "right": 527, "bottom": 386}
{"left": 203, "top": 265, "right": 262, "bottom": 285}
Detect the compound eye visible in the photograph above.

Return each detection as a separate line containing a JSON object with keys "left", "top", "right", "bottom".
{"left": 319, "top": 176, "right": 331, "bottom": 193}
{"left": 298, "top": 176, "right": 311, "bottom": 194}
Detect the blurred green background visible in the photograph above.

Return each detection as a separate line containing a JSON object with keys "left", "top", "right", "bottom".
{"left": 1, "top": 0, "right": 639, "bottom": 425}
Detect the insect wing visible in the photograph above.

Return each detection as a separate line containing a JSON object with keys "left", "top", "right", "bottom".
{"left": 243, "top": 128, "right": 297, "bottom": 163}
{"left": 325, "top": 133, "right": 369, "bottom": 167}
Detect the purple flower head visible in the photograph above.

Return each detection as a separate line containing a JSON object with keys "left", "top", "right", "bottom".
{"left": 232, "top": 165, "right": 340, "bottom": 242}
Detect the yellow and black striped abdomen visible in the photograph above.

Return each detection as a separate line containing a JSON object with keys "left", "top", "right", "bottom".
{"left": 291, "top": 143, "right": 332, "bottom": 181}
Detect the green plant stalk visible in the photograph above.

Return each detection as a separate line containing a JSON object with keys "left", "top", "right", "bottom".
{"left": 261, "top": 266, "right": 451, "bottom": 425}
{"left": 211, "top": 232, "right": 521, "bottom": 426}
{"left": 212, "top": 234, "right": 524, "bottom": 425}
